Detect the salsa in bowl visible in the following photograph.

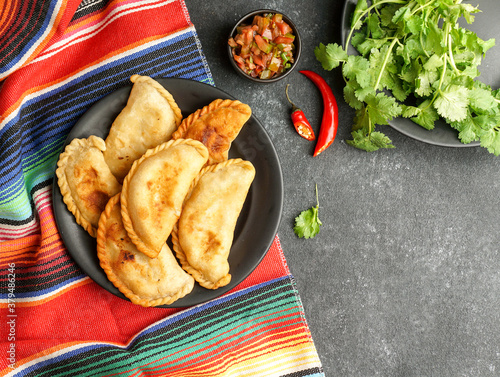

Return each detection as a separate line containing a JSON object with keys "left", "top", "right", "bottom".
{"left": 227, "top": 10, "right": 301, "bottom": 83}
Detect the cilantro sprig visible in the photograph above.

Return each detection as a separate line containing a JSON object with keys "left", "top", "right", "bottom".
{"left": 294, "top": 184, "right": 322, "bottom": 239}
{"left": 315, "top": 0, "right": 500, "bottom": 155}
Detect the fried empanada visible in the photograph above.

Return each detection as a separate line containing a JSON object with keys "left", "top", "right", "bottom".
{"left": 103, "top": 75, "right": 183, "bottom": 182}
{"left": 171, "top": 99, "right": 251, "bottom": 165}
{"left": 171, "top": 158, "right": 255, "bottom": 289}
{"left": 56, "top": 135, "right": 122, "bottom": 238}
{"left": 97, "top": 194, "right": 194, "bottom": 307}
{"left": 121, "top": 138, "right": 209, "bottom": 258}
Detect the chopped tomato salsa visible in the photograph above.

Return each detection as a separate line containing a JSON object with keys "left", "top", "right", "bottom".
{"left": 229, "top": 13, "right": 296, "bottom": 80}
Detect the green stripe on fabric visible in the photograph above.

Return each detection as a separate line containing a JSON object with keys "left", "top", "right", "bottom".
{"left": 0, "top": 139, "right": 61, "bottom": 219}
{"left": 23, "top": 136, "right": 63, "bottom": 171}
{"left": 0, "top": 183, "right": 32, "bottom": 218}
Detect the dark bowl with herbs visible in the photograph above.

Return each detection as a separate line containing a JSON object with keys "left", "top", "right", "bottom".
{"left": 227, "top": 9, "right": 301, "bottom": 83}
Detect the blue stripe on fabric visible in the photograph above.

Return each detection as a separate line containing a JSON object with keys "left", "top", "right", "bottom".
{"left": 0, "top": 274, "right": 87, "bottom": 299}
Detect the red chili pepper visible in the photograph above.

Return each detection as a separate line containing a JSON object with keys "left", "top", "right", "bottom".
{"left": 285, "top": 84, "right": 315, "bottom": 141}
{"left": 299, "top": 70, "right": 338, "bottom": 157}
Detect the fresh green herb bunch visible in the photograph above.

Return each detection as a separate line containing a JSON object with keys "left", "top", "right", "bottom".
{"left": 315, "top": 0, "right": 500, "bottom": 154}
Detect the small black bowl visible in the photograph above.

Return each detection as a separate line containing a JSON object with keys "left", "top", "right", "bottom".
{"left": 227, "top": 9, "right": 302, "bottom": 83}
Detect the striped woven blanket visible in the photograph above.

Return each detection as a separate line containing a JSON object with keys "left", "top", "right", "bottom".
{"left": 0, "top": 0, "right": 324, "bottom": 375}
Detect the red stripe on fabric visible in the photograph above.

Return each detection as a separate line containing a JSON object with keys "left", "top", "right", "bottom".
{"left": 35, "top": 0, "right": 169, "bottom": 61}
{"left": 131, "top": 329, "right": 310, "bottom": 377}
{"left": 34, "top": 189, "right": 51, "bottom": 206}
{"left": 35, "top": 0, "right": 191, "bottom": 73}
{"left": 0, "top": 0, "right": 190, "bottom": 114}
{"left": 0, "top": 280, "right": 174, "bottom": 359}
{"left": 0, "top": 339, "right": 114, "bottom": 376}
{"left": 0, "top": 235, "right": 40, "bottom": 264}
{"left": 52, "top": 0, "right": 152, "bottom": 44}
{"left": 227, "top": 236, "right": 290, "bottom": 292}
{"left": 0, "top": 206, "right": 66, "bottom": 269}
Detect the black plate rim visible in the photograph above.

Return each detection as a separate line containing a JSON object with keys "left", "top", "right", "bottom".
{"left": 52, "top": 77, "right": 284, "bottom": 308}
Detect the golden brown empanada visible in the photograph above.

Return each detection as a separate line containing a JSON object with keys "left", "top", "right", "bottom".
{"left": 103, "top": 74, "right": 183, "bottom": 182}
{"left": 171, "top": 99, "right": 251, "bottom": 165}
{"left": 56, "top": 135, "right": 122, "bottom": 238}
{"left": 121, "top": 138, "right": 209, "bottom": 258}
{"left": 171, "top": 158, "right": 255, "bottom": 289}
{"left": 97, "top": 194, "right": 194, "bottom": 307}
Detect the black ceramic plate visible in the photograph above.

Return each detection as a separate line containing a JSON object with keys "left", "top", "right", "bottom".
{"left": 341, "top": 0, "right": 499, "bottom": 147}
{"left": 52, "top": 78, "right": 283, "bottom": 308}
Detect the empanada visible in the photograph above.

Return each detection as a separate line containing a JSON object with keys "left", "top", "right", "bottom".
{"left": 56, "top": 135, "right": 122, "bottom": 238}
{"left": 171, "top": 158, "right": 255, "bottom": 289}
{"left": 171, "top": 99, "right": 251, "bottom": 165}
{"left": 97, "top": 194, "right": 194, "bottom": 307}
{"left": 103, "top": 74, "right": 183, "bottom": 182}
{"left": 121, "top": 138, "right": 209, "bottom": 258}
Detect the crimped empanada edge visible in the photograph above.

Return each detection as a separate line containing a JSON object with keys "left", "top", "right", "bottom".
{"left": 55, "top": 135, "right": 107, "bottom": 238}
{"left": 171, "top": 98, "right": 251, "bottom": 140}
{"left": 171, "top": 223, "right": 232, "bottom": 290}
{"left": 170, "top": 158, "right": 255, "bottom": 289}
{"left": 96, "top": 194, "right": 194, "bottom": 307}
{"left": 130, "top": 74, "right": 183, "bottom": 126}
{"left": 120, "top": 138, "right": 209, "bottom": 259}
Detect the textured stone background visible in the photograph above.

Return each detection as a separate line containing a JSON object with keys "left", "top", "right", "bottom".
{"left": 185, "top": 0, "right": 500, "bottom": 375}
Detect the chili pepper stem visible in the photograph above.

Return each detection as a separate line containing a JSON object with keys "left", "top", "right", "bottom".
{"left": 315, "top": 183, "right": 319, "bottom": 207}
{"left": 285, "top": 84, "right": 299, "bottom": 112}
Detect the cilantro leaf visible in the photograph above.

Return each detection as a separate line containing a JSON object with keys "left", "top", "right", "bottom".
{"left": 469, "top": 87, "right": 498, "bottom": 115}
{"left": 342, "top": 55, "right": 370, "bottom": 88}
{"left": 434, "top": 85, "right": 469, "bottom": 122}
{"left": 314, "top": 43, "right": 348, "bottom": 71}
{"left": 450, "top": 111, "right": 481, "bottom": 144}
{"left": 410, "top": 99, "right": 439, "bottom": 130}
{"left": 351, "top": 0, "right": 368, "bottom": 30}
{"left": 367, "top": 12, "right": 384, "bottom": 39}
{"left": 347, "top": 130, "right": 395, "bottom": 152}
{"left": 343, "top": 55, "right": 371, "bottom": 88}
{"left": 365, "top": 93, "right": 402, "bottom": 125}
{"left": 415, "top": 69, "right": 439, "bottom": 97}
{"left": 294, "top": 184, "right": 322, "bottom": 239}
{"left": 343, "top": 80, "right": 364, "bottom": 110}
{"left": 479, "top": 128, "right": 500, "bottom": 156}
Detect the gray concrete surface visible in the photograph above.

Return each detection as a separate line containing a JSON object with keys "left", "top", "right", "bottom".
{"left": 185, "top": 1, "right": 500, "bottom": 375}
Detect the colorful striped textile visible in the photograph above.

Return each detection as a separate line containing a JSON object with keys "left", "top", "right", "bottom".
{"left": 0, "top": 0, "right": 82, "bottom": 80}
{"left": 4, "top": 276, "right": 323, "bottom": 377}
{"left": 0, "top": 0, "right": 324, "bottom": 375}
